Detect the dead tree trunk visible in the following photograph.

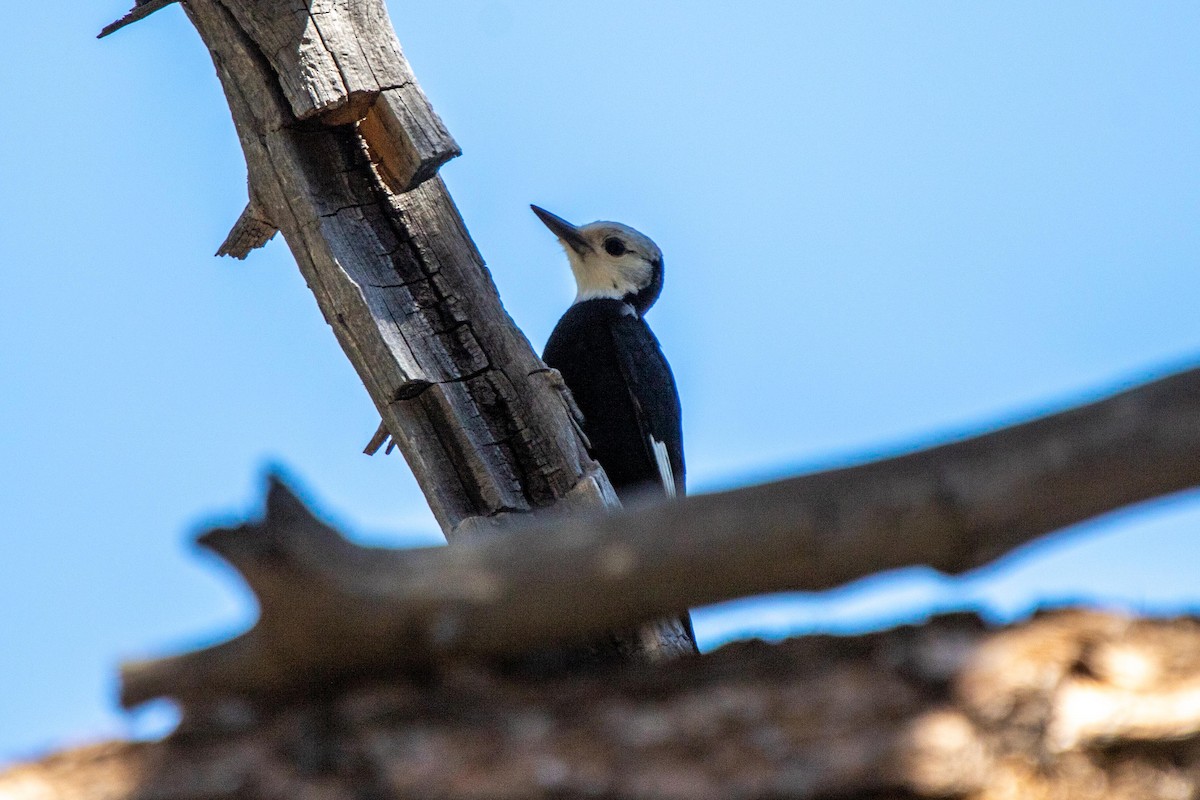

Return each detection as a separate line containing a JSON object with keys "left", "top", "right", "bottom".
{"left": 172, "top": 0, "right": 597, "bottom": 532}
{"left": 101, "top": 0, "right": 692, "bottom": 657}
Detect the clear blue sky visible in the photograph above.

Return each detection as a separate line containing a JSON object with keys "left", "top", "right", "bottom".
{"left": 2, "top": 1, "right": 1198, "bottom": 762}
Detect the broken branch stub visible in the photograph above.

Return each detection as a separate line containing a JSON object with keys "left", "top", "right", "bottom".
{"left": 215, "top": 201, "right": 277, "bottom": 259}
{"left": 120, "top": 364, "right": 1200, "bottom": 707}
{"left": 100, "top": 0, "right": 458, "bottom": 192}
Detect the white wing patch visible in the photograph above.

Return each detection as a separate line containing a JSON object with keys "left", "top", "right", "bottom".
{"left": 650, "top": 436, "right": 677, "bottom": 499}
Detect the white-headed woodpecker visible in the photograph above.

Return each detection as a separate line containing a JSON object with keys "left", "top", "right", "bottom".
{"left": 533, "top": 204, "right": 695, "bottom": 652}
{"left": 533, "top": 205, "right": 683, "bottom": 502}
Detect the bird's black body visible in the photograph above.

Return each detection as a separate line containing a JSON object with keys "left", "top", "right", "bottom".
{"left": 543, "top": 298, "right": 685, "bottom": 503}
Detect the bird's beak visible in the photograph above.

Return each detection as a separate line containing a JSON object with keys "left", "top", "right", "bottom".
{"left": 531, "top": 205, "right": 593, "bottom": 256}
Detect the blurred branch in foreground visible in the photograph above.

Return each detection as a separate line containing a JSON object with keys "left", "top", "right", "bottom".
{"left": 117, "top": 363, "right": 1200, "bottom": 708}
{"left": 8, "top": 611, "right": 1200, "bottom": 799}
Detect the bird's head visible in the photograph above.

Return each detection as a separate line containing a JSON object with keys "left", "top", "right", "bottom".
{"left": 531, "top": 205, "right": 664, "bottom": 316}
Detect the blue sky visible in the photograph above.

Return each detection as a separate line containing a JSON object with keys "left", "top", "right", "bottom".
{"left": 2, "top": 1, "right": 1198, "bottom": 762}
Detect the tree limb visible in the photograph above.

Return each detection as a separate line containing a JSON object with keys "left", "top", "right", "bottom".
{"left": 119, "top": 363, "right": 1200, "bottom": 707}
{"left": 97, "top": 0, "right": 179, "bottom": 39}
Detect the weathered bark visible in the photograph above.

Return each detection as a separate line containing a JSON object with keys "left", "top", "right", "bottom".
{"left": 172, "top": 0, "right": 592, "bottom": 533}
{"left": 119, "top": 364, "right": 1200, "bottom": 707}
{"left": 10, "top": 611, "right": 1200, "bottom": 800}
{"left": 101, "top": 0, "right": 693, "bottom": 656}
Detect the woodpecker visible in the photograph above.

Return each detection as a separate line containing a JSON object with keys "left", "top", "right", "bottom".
{"left": 533, "top": 204, "right": 696, "bottom": 653}
{"left": 534, "top": 204, "right": 684, "bottom": 501}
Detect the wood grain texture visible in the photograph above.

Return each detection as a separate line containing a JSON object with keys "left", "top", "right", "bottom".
{"left": 227, "top": 0, "right": 460, "bottom": 187}
{"left": 12, "top": 611, "right": 1200, "bottom": 800}
{"left": 118, "top": 364, "right": 1200, "bottom": 706}
{"left": 180, "top": 0, "right": 600, "bottom": 531}
{"left": 359, "top": 87, "right": 461, "bottom": 193}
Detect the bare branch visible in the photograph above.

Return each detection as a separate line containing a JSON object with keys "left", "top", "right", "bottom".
{"left": 97, "top": 0, "right": 179, "bottom": 39}
{"left": 120, "top": 364, "right": 1200, "bottom": 707}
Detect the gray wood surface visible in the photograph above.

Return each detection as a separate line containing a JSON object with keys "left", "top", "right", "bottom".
{"left": 179, "top": 0, "right": 605, "bottom": 531}
{"left": 119, "top": 364, "right": 1200, "bottom": 707}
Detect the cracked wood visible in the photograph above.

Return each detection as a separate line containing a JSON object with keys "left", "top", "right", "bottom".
{"left": 178, "top": 0, "right": 607, "bottom": 532}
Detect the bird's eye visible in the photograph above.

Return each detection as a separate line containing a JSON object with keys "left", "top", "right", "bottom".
{"left": 604, "top": 238, "right": 627, "bottom": 257}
